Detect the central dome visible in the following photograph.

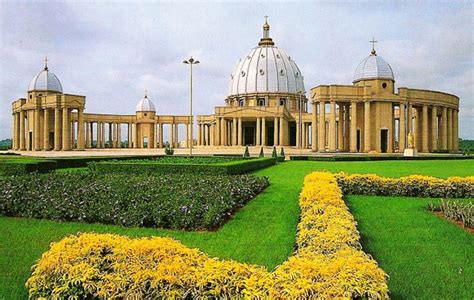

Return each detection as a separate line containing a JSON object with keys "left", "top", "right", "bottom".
{"left": 228, "top": 20, "right": 305, "bottom": 96}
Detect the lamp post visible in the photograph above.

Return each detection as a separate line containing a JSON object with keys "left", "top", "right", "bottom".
{"left": 183, "top": 57, "right": 200, "bottom": 156}
{"left": 298, "top": 90, "right": 305, "bottom": 156}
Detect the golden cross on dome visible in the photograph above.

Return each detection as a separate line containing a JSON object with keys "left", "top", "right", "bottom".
{"left": 144, "top": 89, "right": 148, "bottom": 98}
{"left": 370, "top": 37, "right": 378, "bottom": 55}
{"left": 264, "top": 15, "right": 268, "bottom": 23}
{"left": 44, "top": 56, "right": 49, "bottom": 70}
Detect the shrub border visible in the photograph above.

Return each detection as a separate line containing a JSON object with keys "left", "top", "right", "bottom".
{"left": 88, "top": 157, "right": 277, "bottom": 175}
{"left": 26, "top": 171, "right": 390, "bottom": 298}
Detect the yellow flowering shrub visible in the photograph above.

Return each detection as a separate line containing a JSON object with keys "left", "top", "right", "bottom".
{"left": 26, "top": 172, "right": 389, "bottom": 299}
{"left": 337, "top": 173, "right": 474, "bottom": 198}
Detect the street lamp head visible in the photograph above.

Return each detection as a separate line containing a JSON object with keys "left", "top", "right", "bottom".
{"left": 183, "top": 60, "right": 189, "bottom": 64}
{"left": 188, "top": 57, "right": 195, "bottom": 63}
{"left": 194, "top": 60, "right": 200, "bottom": 64}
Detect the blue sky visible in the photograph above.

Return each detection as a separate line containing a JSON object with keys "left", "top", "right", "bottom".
{"left": 1, "top": 1, "right": 472, "bottom": 139}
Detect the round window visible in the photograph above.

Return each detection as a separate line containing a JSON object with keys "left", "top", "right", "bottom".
{"left": 144, "top": 113, "right": 148, "bottom": 116}
{"left": 382, "top": 82, "right": 387, "bottom": 89}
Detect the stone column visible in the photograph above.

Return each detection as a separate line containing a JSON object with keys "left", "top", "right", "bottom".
{"left": 197, "top": 124, "right": 201, "bottom": 146}
{"left": 406, "top": 103, "right": 412, "bottom": 137}
{"left": 232, "top": 118, "right": 237, "bottom": 146}
{"left": 262, "top": 118, "right": 266, "bottom": 146}
{"left": 375, "top": 103, "right": 381, "bottom": 152}
{"left": 363, "top": 101, "right": 371, "bottom": 152}
{"left": 97, "top": 122, "right": 101, "bottom": 148}
{"left": 12, "top": 113, "right": 18, "bottom": 150}
{"left": 132, "top": 123, "right": 137, "bottom": 148}
{"left": 219, "top": 118, "right": 224, "bottom": 146}
{"left": 421, "top": 105, "right": 429, "bottom": 153}
{"left": 279, "top": 117, "right": 284, "bottom": 146}
{"left": 296, "top": 116, "right": 300, "bottom": 148}
{"left": 19, "top": 111, "right": 26, "bottom": 150}
{"left": 210, "top": 124, "right": 215, "bottom": 146}
{"left": 447, "top": 109, "right": 453, "bottom": 152}
{"left": 337, "top": 104, "right": 344, "bottom": 151}
{"left": 77, "top": 109, "right": 85, "bottom": 150}
{"left": 238, "top": 118, "right": 243, "bottom": 146}
{"left": 453, "top": 109, "right": 459, "bottom": 152}
{"left": 34, "top": 109, "right": 41, "bottom": 151}
{"left": 149, "top": 123, "right": 155, "bottom": 149}
{"left": 85, "top": 122, "right": 90, "bottom": 148}
{"left": 159, "top": 123, "right": 163, "bottom": 148}
{"left": 311, "top": 102, "right": 317, "bottom": 151}
{"left": 256, "top": 117, "right": 261, "bottom": 146}
{"left": 174, "top": 123, "right": 179, "bottom": 147}
{"left": 431, "top": 107, "right": 438, "bottom": 151}
{"left": 350, "top": 102, "right": 357, "bottom": 152}
{"left": 62, "top": 108, "right": 70, "bottom": 150}
{"left": 318, "top": 101, "right": 326, "bottom": 152}
{"left": 42, "top": 109, "right": 50, "bottom": 150}
{"left": 328, "top": 102, "right": 336, "bottom": 152}
{"left": 303, "top": 123, "right": 307, "bottom": 148}
{"left": 117, "top": 123, "right": 122, "bottom": 148}
{"left": 344, "top": 105, "right": 350, "bottom": 151}
{"left": 71, "top": 122, "right": 75, "bottom": 148}
{"left": 399, "top": 103, "right": 406, "bottom": 151}
{"left": 273, "top": 117, "right": 279, "bottom": 146}
{"left": 215, "top": 118, "right": 220, "bottom": 146}
{"left": 441, "top": 107, "right": 447, "bottom": 151}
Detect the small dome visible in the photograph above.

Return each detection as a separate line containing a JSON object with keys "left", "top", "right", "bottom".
{"left": 353, "top": 52, "right": 394, "bottom": 83}
{"left": 136, "top": 94, "right": 156, "bottom": 112}
{"left": 228, "top": 20, "right": 305, "bottom": 96}
{"left": 28, "top": 65, "right": 63, "bottom": 93}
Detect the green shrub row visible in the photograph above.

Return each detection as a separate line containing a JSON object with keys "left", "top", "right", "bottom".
{"left": 89, "top": 157, "right": 276, "bottom": 175}
{"left": 0, "top": 160, "right": 57, "bottom": 176}
{"left": 336, "top": 174, "right": 474, "bottom": 198}
{"left": 290, "top": 155, "right": 472, "bottom": 161}
{"left": 0, "top": 173, "right": 269, "bottom": 230}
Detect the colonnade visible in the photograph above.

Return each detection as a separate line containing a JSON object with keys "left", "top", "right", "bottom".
{"left": 311, "top": 100, "right": 459, "bottom": 153}
{"left": 11, "top": 109, "right": 192, "bottom": 151}
{"left": 11, "top": 107, "right": 84, "bottom": 151}
{"left": 197, "top": 116, "right": 313, "bottom": 148}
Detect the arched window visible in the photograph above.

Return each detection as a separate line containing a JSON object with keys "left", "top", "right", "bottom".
{"left": 257, "top": 98, "right": 266, "bottom": 106}
{"left": 239, "top": 98, "right": 245, "bottom": 107}
{"left": 279, "top": 98, "right": 287, "bottom": 107}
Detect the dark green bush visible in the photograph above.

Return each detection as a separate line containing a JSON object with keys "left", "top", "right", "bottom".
{"left": 0, "top": 160, "right": 57, "bottom": 176}
{"left": 243, "top": 146, "right": 250, "bottom": 158}
{"left": 272, "top": 146, "right": 277, "bottom": 158}
{"left": 165, "top": 142, "right": 174, "bottom": 155}
{"left": 0, "top": 173, "right": 269, "bottom": 230}
{"left": 89, "top": 157, "right": 276, "bottom": 175}
{"left": 259, "top": 147, "right": 264, "bottom": 158}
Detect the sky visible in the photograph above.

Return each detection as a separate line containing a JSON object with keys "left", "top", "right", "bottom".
{"left": 0, "top": 1, "right": 472, "bottom": 140}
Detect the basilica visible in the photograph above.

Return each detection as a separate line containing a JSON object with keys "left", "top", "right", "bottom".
{"left": 10, "top": 20, "right": 460, "bottom": 153}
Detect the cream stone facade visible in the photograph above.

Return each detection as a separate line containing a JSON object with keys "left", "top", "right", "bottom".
{"left": 11, "top": 21, "right": 460, "bottom": 154}
{"left": 197, "top": 22, "right": 460, "bottom": 154}
{"left": 11, "top": 61, "right": 191, "bottom": 151}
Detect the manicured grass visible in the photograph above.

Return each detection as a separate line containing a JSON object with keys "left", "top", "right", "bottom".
{"left": 346, "top": 196, "right": 474, "bottom": 299}
{"left": 1, "top": 159, "right": 473, "bottom": 299}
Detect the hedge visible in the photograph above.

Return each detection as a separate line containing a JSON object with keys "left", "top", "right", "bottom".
{"left": 25, "top": 172, "right": 389, "bottom": 299}
{"left": 290, "top": 155, "right": 473, "bottom": 161}
{"left": 0, "top": 160, "right": 57, "bottom": 176}
{"left": 89, "top": 157, "right": 276, "bottom": 175}
{"left": 336, "top": 173, "right": 474, "bottom": 198}
{"left": 0, "top": 173, "right": 268, "bottom": 230}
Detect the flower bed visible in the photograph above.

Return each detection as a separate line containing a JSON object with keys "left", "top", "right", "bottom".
{"left": 430, "top": 199, "right": 474, "bottom": 228}
{"left": 336, "top": 173, "right": 474, "bottom": 198}
{"left": 0, "top": 173, "right": 268, "bottom": 230}
{"left": 89, "top": 157, "right": 276, "bottom": 175}
{"left": 25, "top": 172, "right": 389, "bottom": 299}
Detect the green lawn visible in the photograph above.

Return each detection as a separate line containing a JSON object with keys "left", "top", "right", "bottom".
{"left": 1, "top": 159, "right": 473, "bottom": 299}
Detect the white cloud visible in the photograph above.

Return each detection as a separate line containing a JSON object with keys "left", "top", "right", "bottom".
{"left": 0, "top": 1, "right": 472, "bottom": 139}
